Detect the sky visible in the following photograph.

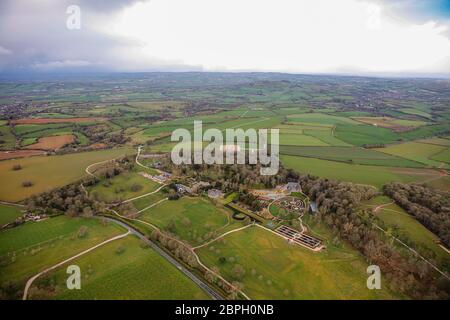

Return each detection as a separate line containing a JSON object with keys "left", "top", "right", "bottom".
{"left": 0, "top": 0, "right": 450, "bottom": 76}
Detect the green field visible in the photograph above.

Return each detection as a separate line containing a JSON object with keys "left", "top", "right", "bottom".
{"left": 303, "top": 129, "right": 351, "bottom": 146}
{"left": 335, "top": 124, "right": 400, "bottom": 146}
{"left": 29, "top": 236, "right": 210, "bottom": 300}
{"left": 197, "top": 226, "right": 399, "bottom": 299}
{"left": 376, "top": 142, "right": 449, "bottom": 169}
{"left": 0, "top": 204, "right": 23, "bottom": 226}
{"left": 138, "top": 197, "right": 230, "bottom": 246}
{"left": 279, "top": 133, "right": 329, "bottom": 146}
{"left": 0, "top": 125, "right": 16, "bottom": 150}
{"left": 287, "top": 113, "right": 358, "bottom": 125}
{"left": 130, "top": 192, "right": 167, "bottom": 211}
{"left": 0, "top": 147, "right": 134, "bottom": 202}
{"left": 88, "top": 170, "right": 161, "bottom": 203}
{"left": 0, "top": 216, "right": 124, "bottom": 288}
{"left": 281, "top": 155, "right": 445, "bottom": 189}
{"left": 399, "top": 108, "right": 432, "bottom": 119}
{"left": 280, "top": 146, "right": 423, "bottom": 167}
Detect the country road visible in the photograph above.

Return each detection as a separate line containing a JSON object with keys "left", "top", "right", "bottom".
{"left": 101, "top": 217, "right": 223, "bottom": 300}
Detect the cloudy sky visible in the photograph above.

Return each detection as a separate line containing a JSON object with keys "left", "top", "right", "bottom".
{"left": 0, "top": 0, "right": 450, "bottom": 76}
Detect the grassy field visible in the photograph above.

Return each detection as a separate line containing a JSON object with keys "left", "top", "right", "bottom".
{"left": 281, "top": 155, "right": 445, "bottom": 189}
{"left": 363, "top": 196, "right": 449, "bottom": 271}
{"left": 279, "top": 133, "right": 329, "bottom": 146}
{"left": 0, "top": 147, "right": 134, "bottom": 202}
{"left": 138, "top": 197, "right": 230, "bottom": 246}
{"left": 130, "top": 192, "right": 167, "bottom": 211}
{"left": 303, "top": 129, "right": 351, "bottom": 146}
{"left": 279, "top": 146, "right": 423, "bottom": 167}
{"left": 0, "top": 125, "right": 16, "bottom": 150}
{"left": 376, "top": 142, "right": 449, "bottom": 169}
{"left": 0, "top": 204, "right": 23, "bottom": 226}
{"left": 29, "top": 235, "right": 210, "bottom": 300}
{"left": 399, "top": 108, "right": 432, "bottom": 119}
{"left": 88, "top": 170, "right": 161, "bottom": 203}
{"left": 287, "top": 113, "right": 358, "bottom": 125}
{"left": 0, "top": 216, "right": 124, "bottom": 288}
{"left": 335, "top": 124, "right": 399, "bottom": 146}
{"left": 197, "top": 226, "right": 400, "bottom": 299}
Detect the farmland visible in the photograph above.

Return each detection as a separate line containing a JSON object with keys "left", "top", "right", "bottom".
{"left": 0, "top": 72, "right": 449, "bottom": 301}
{"left": 0, "top": 147, "right": 133, "bottom": 202}
{"left": 281, "top": 154, "right": 445, "bottom": 189}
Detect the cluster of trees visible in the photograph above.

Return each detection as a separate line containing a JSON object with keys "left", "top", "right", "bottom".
{"left": 299, "top": 175, "right": 449, "bottom": 299}
{"left": 384, "top": 182, "right": 450, "bottom": 248}
{"left": 169, "top": 162, "right": 298, "bottom": 193}
{"left": 150, "top": 229, "right": 243, "bottom": 299}
{"left": 26, "top": 183, "right": 104, "bottom": 217}
{"left": 362, "top": 143, "right": 386, "bottom": 149}
{"left": 234, "top": 191, "right": 263, "bottom": 212}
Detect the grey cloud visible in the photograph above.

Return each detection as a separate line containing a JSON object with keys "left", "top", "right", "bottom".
{"left": 0, "top": 0, "right": 194, "bottom": 73}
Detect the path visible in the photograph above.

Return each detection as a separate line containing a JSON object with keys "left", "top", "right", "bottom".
{"left": 136, "top": 197, "right": 168, "bottom": 214}
{"left": 372, "top": 201, "right": 394, "bottom": 213}
{"left": 22, "top": 230, "right": 131, "bottom": 300}
{"left": 0, "top": 201, "right": 26, "bottom": 208}
{"left": 192, "top": 223, "right": 254, "bottom": 250}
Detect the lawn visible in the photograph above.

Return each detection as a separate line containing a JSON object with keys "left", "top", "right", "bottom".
{"left": 0, "top": 204, "right": 23, "bottom": 226}
{"left": 0, "top": 147, "right": 134, "bottom": 202}
{"left": 0, "top": 216, "right": 125, "bottom": 288}
{"left": 376, "top": 142, "right": 449, "bottom": 169}
{"left": 88, "top": 170, "right": 161, "bottom": 203}
{"left": 138, "top": 197, "right": 230, "bottom": 246}
{"left": 130, "top": 192, "right": 167, "bottom": 211}
{"left": 29, "top": 235, "right": 210, "bottom": 300}
{"left": 281, "top": 155, "right": 445, "bottom": 189}
{"left": 197, "top": 226, "right": 400, "bottom": 299}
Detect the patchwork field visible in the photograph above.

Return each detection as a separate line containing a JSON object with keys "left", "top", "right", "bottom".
{"left": 376, "top": 142, "right": 449, "bottom": 169}
{"left": 0, "top": 216, "right": 125, "bottom": 289}
{"left": 281, "top": 155, "right": 445, "bottom": 189}
{"left": 29, "top": 236, "right": 210, "bottom": 300}
{"left": 0, "top": 147, "right": 134, "bottom": 202}
{"left": 11, "top": 118, "right": 105, "bottom": 125}
{"left": 279, "top": 146, "right": 423, "bottom": 167}
{"left": 197, "top": 226, "right": 399, "bottom": 299}
{"left": 138, "top": 197, "right": 230, "bottom": 246}
{"left": 352, "top": 117, "right": 427, "bottom": 132}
